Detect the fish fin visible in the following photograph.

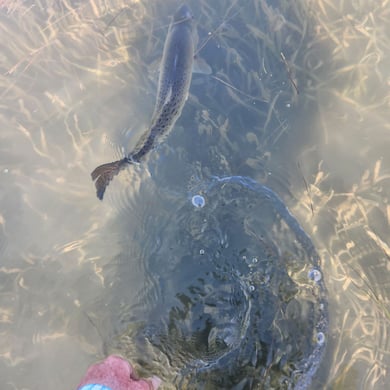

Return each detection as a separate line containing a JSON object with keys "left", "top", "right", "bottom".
{"left": 192, "top": 56, "right": 212, "bottom": 75}
{"left": 91, "top": 158, "right": 131, "bottom": 200}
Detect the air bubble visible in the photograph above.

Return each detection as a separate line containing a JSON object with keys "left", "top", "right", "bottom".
{"left": 308, "top": 268, "right": 322, "bottom": 282}
{"left": 192, "top": 195, "right": 205, "bottom": 208}
{"left": 199, "top": 249, "right": 205, "bottom": 255}
{"left": 249, "top": 285, "right": 255, "bottom": 292}
{"left": 316, "top": 332, "right": 325, "bottom": 346}
{"left": 252, "top": 257, "right": 258, "bottom": 264}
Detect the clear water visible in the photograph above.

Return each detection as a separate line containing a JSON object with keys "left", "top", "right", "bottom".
{"left": 109, "top": 175, "right": 328, "bottom": 389}
{"left": 0, "top": 0, "right": 389, "bottom": 389}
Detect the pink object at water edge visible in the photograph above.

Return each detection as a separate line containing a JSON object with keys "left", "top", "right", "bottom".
{"left": 77, "top": 355, "right": 161, "bottom": 390}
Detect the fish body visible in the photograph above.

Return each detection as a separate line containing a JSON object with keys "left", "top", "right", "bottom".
{"left": 92, "top": 5, "right": 196, "bottom": 200}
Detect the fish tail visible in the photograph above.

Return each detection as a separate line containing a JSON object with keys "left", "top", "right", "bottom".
{"left": 91, "top": 157, "right": 132, "bottom": 200}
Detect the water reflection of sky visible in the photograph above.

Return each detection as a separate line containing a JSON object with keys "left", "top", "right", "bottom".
{"left": 0, "top": 0, "right": 389, "bottom": 389}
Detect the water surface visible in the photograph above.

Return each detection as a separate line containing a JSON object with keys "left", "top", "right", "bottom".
{"left": 0, "top": 0, "right": 389, "bottom": 389}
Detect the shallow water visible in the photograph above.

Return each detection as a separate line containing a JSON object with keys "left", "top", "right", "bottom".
{"left": 0, "top": 0, "right": 389, "bottom": 389}
{"left": 108, "top": 175, "right": 328, "bottom": 389}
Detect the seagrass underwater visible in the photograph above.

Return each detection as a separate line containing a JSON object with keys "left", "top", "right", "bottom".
{"left": 1, "top": 0, "right": 389, "bottom": 389}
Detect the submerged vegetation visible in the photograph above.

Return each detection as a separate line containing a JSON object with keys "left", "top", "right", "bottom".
{"left": 0, "top": 0, "right": 389, "bottom": 388}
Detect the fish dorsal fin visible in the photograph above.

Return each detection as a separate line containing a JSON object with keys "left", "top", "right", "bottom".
{"left": 163, "top": 85, "right": 173, "bottom": 107}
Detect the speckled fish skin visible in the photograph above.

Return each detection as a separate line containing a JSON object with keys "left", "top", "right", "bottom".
{"left": 91, "top": 5, "right": 195, "bottom": 200}
{"left": 131, "top": 4, "right": 194, "bottom": 161}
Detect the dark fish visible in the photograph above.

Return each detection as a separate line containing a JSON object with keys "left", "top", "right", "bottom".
{"left": 92, "top": 5, "right": 196, "bottom": 200}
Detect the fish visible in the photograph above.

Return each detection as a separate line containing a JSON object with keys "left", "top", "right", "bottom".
{"left": 91, "top": 4, "right": 197, "bottom": 200}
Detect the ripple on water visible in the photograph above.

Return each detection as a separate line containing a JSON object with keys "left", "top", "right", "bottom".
{"left": 114, "top": 176, "right": 328, "bottom": 389}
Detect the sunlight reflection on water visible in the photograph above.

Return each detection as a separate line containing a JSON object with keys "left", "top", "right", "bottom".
{"left": 0, "top": 0, "right": 389, "bottom": 389}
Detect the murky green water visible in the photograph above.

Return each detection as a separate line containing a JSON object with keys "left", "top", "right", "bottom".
{"left": 0, "top": 0, "right": 389, "bottom": 389}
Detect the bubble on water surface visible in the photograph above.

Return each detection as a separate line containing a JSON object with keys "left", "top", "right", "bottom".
{"left": 316, "top": 332, "right": 325, "bottom": 346}
{"left": 191, "top": 194, "right": 205, "bottom": 208}
{"left": 308, "top": 268, "right": 322, "bottom": 282}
